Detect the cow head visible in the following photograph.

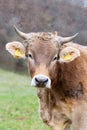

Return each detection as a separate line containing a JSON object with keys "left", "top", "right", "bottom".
{"left": 6, "top": 26, "right": 80, "bottom": 89}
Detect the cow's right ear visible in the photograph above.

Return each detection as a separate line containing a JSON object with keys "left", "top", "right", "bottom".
{"left": 5, "top": 41, "right": 26, "bottom": 59}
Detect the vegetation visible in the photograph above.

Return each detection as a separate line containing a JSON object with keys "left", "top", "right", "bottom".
{"left": 0, "top": 69, "right": 51, "bottom": 130}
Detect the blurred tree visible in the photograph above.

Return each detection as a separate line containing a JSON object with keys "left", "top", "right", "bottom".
{"left": 0, "top": 0, "right": 87, "bottom": 71}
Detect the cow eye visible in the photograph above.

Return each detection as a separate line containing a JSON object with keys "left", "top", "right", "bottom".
{"left": 28, "top": 53, "right": 33, "bottom": 59}
{"left": 52, "top": 55, "right": 58, "bottom": 61}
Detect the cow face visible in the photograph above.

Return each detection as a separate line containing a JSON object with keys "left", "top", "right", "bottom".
{"left": 26, "top": 39, "right": 58, "bottom": 88}
{"left": 6, "top": 27, "right": 80, "bottom": 89}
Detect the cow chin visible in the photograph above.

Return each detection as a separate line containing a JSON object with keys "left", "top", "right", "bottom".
{"left": 31, "top": 74, "right": 51, "bottom": 89}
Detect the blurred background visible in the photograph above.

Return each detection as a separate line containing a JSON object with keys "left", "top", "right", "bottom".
{"left": 0, "top": 0, "right": 87, "bottom": 71}
{"left": 0, "top": 1, "right": 87, "bottom": 130}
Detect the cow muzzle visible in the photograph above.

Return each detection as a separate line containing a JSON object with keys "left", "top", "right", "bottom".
{"left": 31, "top": 74, "right": 51, "bottom": 88}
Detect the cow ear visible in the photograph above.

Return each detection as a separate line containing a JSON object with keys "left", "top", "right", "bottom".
{"left": 59, "top": 46, "right": 80, "bottom": 63}
{"left": 5, "top": 41, "right": 26, "bottom": 59}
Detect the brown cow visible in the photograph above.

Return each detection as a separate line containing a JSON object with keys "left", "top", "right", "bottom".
{"left": 6, "top": 27, "right": 87, "bottom": 130}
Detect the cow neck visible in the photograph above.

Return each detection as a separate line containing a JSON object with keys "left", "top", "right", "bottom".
{"left": 52, "top": 62, "right": 84, "bottom": 100}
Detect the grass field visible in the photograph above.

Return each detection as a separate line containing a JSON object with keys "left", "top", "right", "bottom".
{"left": 0, "top": 69, "right": 51, "bottom": 130}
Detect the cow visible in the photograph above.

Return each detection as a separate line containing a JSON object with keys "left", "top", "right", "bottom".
{"left": 5, "top": 26, "right": 87, "bottom": 130}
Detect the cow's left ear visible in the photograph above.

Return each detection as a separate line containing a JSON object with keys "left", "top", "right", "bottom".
{"left": 59, "top": 46, "right": 80, "bottom": 63}
{"left": 5, "top": 41, "right": 26, "bottom": 59}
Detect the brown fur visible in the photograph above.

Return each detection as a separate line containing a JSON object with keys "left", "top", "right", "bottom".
{"left": 26, "top": 38, "right": 87, "bottom": 130}
{"left": 6, "top": 34, "right": 87, "bottom": 130}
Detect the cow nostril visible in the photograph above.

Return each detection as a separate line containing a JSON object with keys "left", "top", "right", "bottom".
{"left": 43, "top": 78, "right": 48, "bottom": 84}
{"left": 35, "top": 77, "right": 39, "bottom": 83}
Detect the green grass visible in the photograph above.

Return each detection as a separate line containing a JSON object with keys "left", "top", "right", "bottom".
{"left": 0, "top": 69, "right": 51, "bottom": 130}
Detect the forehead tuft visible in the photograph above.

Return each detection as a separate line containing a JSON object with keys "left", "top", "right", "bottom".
{"left": 23, "top": 32, "right": 59, "bottom": 47}
{"left": 37, "top": 32, "right": 57, "bottom": 41}
{"left": 28, "top": 32, "right": 57, "bottom": 41}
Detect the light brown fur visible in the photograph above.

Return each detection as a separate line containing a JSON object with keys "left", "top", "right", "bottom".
{"left": 6, "top": 34, "right": 87, "bottom": 130}
{"left": 27, "top": 39, "right": 87, "bottom": 130}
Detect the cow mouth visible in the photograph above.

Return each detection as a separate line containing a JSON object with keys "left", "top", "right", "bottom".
{"left": 36, "top": 84, "right": 46, "bottom": 88}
